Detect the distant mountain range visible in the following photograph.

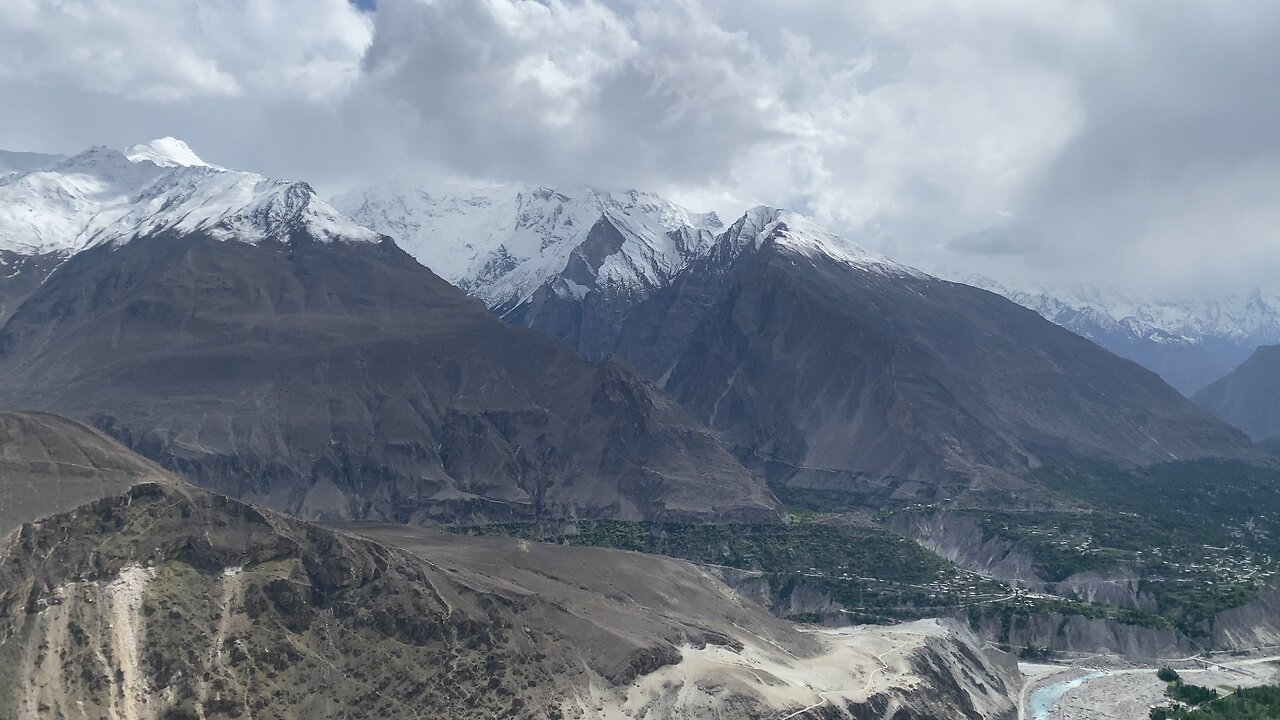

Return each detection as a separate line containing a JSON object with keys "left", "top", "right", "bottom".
{"left": 0, "top": 140, "right": 1259, "bottom": 518}
{"left": 0, "top": 140, "right": 778, "bottom": 525}
{"left": 344, "top": 181, "right": 1251, "bottom": 508}
{"left": 335, "top": 183, "right": 1280, "bottom": 401}
{"left": 333, "top": 183, "right": 723, "bottom": 359}
{"left": 952, "top": 274, "right": 1280, "bottom": 395}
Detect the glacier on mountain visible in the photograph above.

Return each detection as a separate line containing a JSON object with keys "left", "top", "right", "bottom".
{"left": 331, "top": 183, "right": 723, "bottom": 311}
{"left": 331, "top": 184, "right": 931, "bottom": 319}
{"left": 0, "top": 140, "right": 380, "bottom": 258}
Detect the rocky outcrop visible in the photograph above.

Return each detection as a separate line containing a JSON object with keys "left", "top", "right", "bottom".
{"left": 889, "top": 512, "right": 1044, "bottom": 583}
{"left": 0, "top": 478, "right": 1020, "bottom": 719}
{"left": 0, "top": 250, "right": 64, "bottom": 325}
{"left": 0, "top": 413, "right": 1019, "bottom": 719}
{"left": 890, "top": 512, "right": 1155, "bottom": 609}
{"left": 1053, "top": 569, "right": 1152, "bottom": 610}
{"left": 1211, "top": 581, "right": 1280, "bottom": 650}
{"left": 892, "top": 509, "right": 1280, "bottom": 655}
{"left": 718, "top": 554, "right": 1199, "bottom": 662}
{"left": 896, "top": 625, "right": 1021, "bottom": 720}
{"left": 962, "top": 609, "right": 1198, "bottom": 661}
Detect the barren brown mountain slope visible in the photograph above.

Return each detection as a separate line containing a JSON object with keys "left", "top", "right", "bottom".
{"left": 0, "top": 230, "right": 778, "bottom": 524}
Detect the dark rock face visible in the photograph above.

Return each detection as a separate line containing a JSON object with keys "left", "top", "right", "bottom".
{"left": 962, "top": 608, "right": 1199, "bottom": 660}
{"left": 1194, "top": 344, "right": 1280, "bottom": 441}
{"left": 0, "top": 231, "right": 779, "bottom": 524}
{"left": 601, "top": 222, "right": 1249, "bottom": 507}
{"left": 0, "top": 249, "right": 64, "bottom": 325}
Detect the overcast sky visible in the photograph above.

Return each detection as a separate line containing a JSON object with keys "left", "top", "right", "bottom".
{"left": 2, "top": 0, "right": 1277, "bottom": 294}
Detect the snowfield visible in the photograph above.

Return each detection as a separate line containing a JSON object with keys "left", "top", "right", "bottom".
{"left": 332, "top": 182, "right": 725, "bottom": 310}
{"left": 0, "top": 137, "right": 379, "bottom": 258}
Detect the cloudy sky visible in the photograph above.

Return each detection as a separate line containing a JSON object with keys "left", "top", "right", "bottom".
{"left": 2, "top": 0, "right": 1277, "bottom": 294}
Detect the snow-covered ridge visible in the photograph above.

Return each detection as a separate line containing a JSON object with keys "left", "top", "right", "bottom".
{"left": 957, "top": 273, "right": 1280, "bottom": 346}
{"left": 123, "top": 137, "right": 217, "bottom": 169}
{"left": 720, "top": 206, "right": 923, "bottom": 277}
{"left": 332, "top": 182, "right": 722, "bottom": 309}
{"left": 0, "top": 140, "right": 379, "bottom": 257}
{"left": 333, "top": 182, "right": 938, "bottom": 316}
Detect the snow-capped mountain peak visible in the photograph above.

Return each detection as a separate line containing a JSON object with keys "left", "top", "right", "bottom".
{"left": 333, "top": 183, "right": 933, "bottom": 321}
{"left": 124, "top": 137, "right": 216, "bottom": 169}
{"left": 55, "top": 145, "right": 158, "bottom": 181}
{"left": 0, "top": 140, "right": 379, "bottom": 257}
{"left": 332, "top": 182, "right": 721, "bottom": 310}
{"left": 719, "top": 205, "right": 920, "bottom": 277}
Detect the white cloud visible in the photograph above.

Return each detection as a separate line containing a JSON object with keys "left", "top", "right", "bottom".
{"left": 344, "top": 0, "right": 1102, "bottom": 278}
{"left": 0, "top": 0, "right": 372, "bottom": 102}
{"left": 351, "top": 0, "right": 781, "bottom": 185}
{"left": 2, "top": 0, "right": 1279, "bottom": 294}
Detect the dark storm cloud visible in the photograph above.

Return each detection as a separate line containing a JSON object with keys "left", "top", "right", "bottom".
{"left": 1, "top": 0, "right": 1278, "bottom": 292}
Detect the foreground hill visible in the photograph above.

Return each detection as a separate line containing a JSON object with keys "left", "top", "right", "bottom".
{"left": 0, "top": 412, "right": 1020, "bottom": 719}
{"left": 0, "top": 411, "right": 177, "bottom": 539}
{"left": 1195, "top": 344, "right": 1280, "bottom": 441}
{"left": 0, "top": 144, "right": 777, "bottom": 524}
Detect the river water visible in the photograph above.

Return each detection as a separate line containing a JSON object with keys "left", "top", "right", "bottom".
{"left": 1027, "top": 668, "right": 1151, "bottom": 720}
{"left": 1027, "top": 671, "right": 1106, "bottom": 720}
